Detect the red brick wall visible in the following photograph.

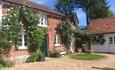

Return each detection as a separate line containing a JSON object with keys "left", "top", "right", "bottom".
{"left": 48, "top": 15, "right": 65, "bottom": 51}
{"left": 9, "top": 45, "right": 29, "bottom": 61}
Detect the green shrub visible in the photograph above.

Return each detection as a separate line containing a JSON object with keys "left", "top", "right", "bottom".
{"left": 28, "top": 28, "right": 44, "bottom": 53}
{"left": 0, "top": 64, "right": 3, "bottom": 68}
{"left": 25, "top": 53, "right": 37, "bottom": 63}
{"left": 82, "top": 44, "right": 91, "bottom": 54}
{"left": 65, "top": 50, "right": 71, "bottom": 55}
{"left": 0, "top": 59, "right": 14, "bottom": 67}
{"left": 26, "top": 52, "right": 45, "bottom": 63}
{"left": 36, "top": 52, "right": 45, "bottom": 62}
{"left": 49, "top": 51, "right": 60, "bottom": 58}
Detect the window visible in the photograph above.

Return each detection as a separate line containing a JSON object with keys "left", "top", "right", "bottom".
{"left": 0, "top": 1, "right": 2, "bottom": 28}
{"left": 109, "top": 37, "right": 113, "bottom": 44}
{"left": 114, "top": 37, "right": 115, "bottom": 44}
{"left": 38, "top": 14, "right": 47, "bottom": 27}
{"left": 17, "top": 33, "right": 28, "bottom": 50}
{"left": 55, "top": 34, "right": 60, "bottom": 46}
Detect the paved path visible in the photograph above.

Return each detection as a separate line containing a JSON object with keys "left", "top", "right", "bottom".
{"left": 3, "top": 54, "right": 115, "bottom": 70}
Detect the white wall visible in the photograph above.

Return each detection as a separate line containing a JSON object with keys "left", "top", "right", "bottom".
{"left": 91, "top": 33, "right": 115, "bottom": 53}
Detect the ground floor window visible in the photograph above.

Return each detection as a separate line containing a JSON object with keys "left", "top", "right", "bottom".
{"left": 17, "top": 33, "right": 28, "bottom": 50}
{"left": 55, "top": 34, "right": 60, "bottom": 47}
{"left": 109, "top": 36, "right": 115, "bottom": 45}
{"left": 109, "top": 37, "right": 113, "bottom": 44}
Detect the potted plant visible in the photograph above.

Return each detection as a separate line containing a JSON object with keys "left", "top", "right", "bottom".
{"left": 77, "top": 48, "right": 82, "bottom": 53}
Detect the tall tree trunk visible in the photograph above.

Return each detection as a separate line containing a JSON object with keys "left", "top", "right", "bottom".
{"left": 86, "top": 11, "right": 89, "bottom": 26}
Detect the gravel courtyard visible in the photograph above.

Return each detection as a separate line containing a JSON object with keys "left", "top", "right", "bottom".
{"left": 3, "top": 54, "right": 115, "bottom": 70}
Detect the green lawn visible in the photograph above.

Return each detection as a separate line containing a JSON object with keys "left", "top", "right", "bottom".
{"left": 70, "top": 53, "right": 106, "bottom": 60}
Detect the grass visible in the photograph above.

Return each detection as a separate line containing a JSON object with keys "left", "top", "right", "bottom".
{"left": 70, "top": 53, "right": 106, "bottom": 60}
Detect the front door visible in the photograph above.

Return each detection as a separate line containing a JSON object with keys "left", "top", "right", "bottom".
{"left": 41, "top": 35, "right": 48, "bottom": 56}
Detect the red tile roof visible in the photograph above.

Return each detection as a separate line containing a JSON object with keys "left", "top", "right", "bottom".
{"left": 88, "top": 17, "right": 115, "bottom": 34}
{"left": 3, "top": 0, "right": 64, "bottom": 16}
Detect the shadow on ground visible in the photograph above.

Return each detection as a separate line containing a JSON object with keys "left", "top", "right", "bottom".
{"left": 92, "top": 67, "right": 115, "bottom": 70}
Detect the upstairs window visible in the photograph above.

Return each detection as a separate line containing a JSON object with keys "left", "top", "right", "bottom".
{"left": 38, "top": 14, "right": 47, "bottom": 27}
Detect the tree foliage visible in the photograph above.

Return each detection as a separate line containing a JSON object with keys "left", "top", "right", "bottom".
{"left": 55, "top": 0, "right": 76, "bottom": 14}
{"left": 56, "top": 20, "right": 72, "bottom": 48}
{"left": 55, "top": 0, "right": 114, "bottom": 25}
{"left": 76, "top": 0, "right": 113, "bottom": 25}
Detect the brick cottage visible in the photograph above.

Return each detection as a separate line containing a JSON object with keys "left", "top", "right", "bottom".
{"left": 0, "top": 0, "right": 65, "bottom": 62}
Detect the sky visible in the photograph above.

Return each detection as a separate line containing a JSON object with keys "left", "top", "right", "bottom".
{"left": 32, "top": 0, "right": 115, "bottom": 26}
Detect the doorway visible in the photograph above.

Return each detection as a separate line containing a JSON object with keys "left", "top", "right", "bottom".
{"left": 41, "top": 35, "right": 48, "bottom": 56}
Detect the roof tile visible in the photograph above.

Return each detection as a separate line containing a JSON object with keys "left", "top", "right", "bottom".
{"left": 3, "top": 0, "right": 63, "bottom": 16}
{"left": 88, "top": 17, "right": 115, "bottom": 34}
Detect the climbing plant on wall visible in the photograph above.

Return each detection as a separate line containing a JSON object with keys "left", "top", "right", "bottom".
{"left": 0, "top": 5, "right": 21, "bottom": 56}
{"left": 19, "top": 6, "right": 45, "bottom": 53}
{"left": 56, "top": 19, "right": 73, "bottom": 48}
{"left": 0, "top": 4, "right": 45, "bottom": 57}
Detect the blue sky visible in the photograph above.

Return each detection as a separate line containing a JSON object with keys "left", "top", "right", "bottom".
{"left": 32, "top": 0, "right": 115, "bottom": 26}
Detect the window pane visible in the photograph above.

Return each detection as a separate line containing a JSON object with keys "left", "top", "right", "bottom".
{"left": 24, "top": 34, "right": 28, "bottom": 46}
{"left": 55, "top": 34, "right": 60, "bottom": 44}
{"left": 114, "top": 37, "right": 115, "bottom": 44}
{"left": 17, "top": 34, "right": 22, "bottom": 46}
{"left": 41, "top": 15, "right": 43, "bottom": 25}
{"left": 109, "top": 37, "right": 113, "bottom": 44}
{"left": 45, "top": 16, "right": 47, "bottom": 25}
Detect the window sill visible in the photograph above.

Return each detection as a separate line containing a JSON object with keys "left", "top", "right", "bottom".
{"left": 55, "top": 44, "right": 61, "bottom": 47}
{"left": 18, "top": 46, "right": 28, "bottom": 50}
{"left": 38, "top": 24, "right": 48, "bottom": 28}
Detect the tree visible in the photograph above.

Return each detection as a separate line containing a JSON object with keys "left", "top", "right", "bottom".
{"left": 55, "top": 0, "right": 78, "bottom": 51}
{"left": 76, "top": 0, "right": 113, "bottom": 25}
{"left": 55, "top": 0, "right": 75, "bottom": 14}
{"left": 55, "top": 0, "right": 78, "bottom": 25}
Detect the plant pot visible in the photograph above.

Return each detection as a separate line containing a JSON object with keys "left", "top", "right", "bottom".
{"left": 78, "top": 48, "right": 82, "bottom": 53}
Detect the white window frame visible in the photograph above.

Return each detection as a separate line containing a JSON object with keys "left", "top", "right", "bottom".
{"left": 0, "top": 1, "right": 2, "bottom": 28}
{"left": 38, "top": 13, "right": 48, "bottom": 27}
{"left": 18, "top": 32, "right": 28, "bottom": 50}
{"left": 109, "top": 36, "right": 115, "bottom": 46}
{"left": 55, "top": 34, "right": 61, "bottom": 47}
